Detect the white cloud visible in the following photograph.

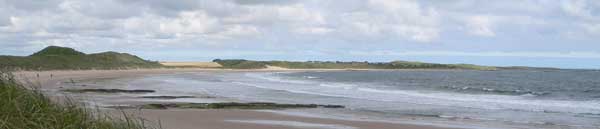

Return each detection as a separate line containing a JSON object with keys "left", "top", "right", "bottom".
{"left": 333, "top": 0, "right": 440, "bottom": 42}
{"left": 294, "top": 27, "right": 333, "bottom": 35}
{"left": 0, "top": 7, "right": 10, "bottom": 26}
{"left": 561, "top": 0, "right": 595, "bottom": 19}
{"left": 1, "top": 0, "right": 600, "bottom": 60}
{"left": 276, "top": 4, "right": 325, "bottom": 24}
{"left": 350, "top": 50, "right": 600, "bottom": 59}
{"left": 208, "top": 24, "right": 261, "bottom": 40}
{"left": 59, "top": 0, "right": 142, "bottom": 19}
{"left": 369, "top": 0, "right": 440, "bottom": 42}
{"left": 466, "top": 15, "right": 496, "bottom": 37}
{"left": 580, "top": 23, "right": 600, "bottom": 36}
{"left": 159, "top": 11, "right": 220, "bottom": 35}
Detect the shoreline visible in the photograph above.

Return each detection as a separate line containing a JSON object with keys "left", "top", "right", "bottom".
{"left": 15, "top": 69, "right": 460, "bottom": 129}
{"left": 14, "top": 66, "right": 495, "bottom": 72}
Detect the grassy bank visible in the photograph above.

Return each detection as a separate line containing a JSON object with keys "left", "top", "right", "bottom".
{"left": 0, "top": 46, "right": 163, "bottom": 71}
{"left": 0, "top": 71, "right": 154, "bottom": 129}
{"left": 213, "top": 59, "right": 497, "bottom": 70}
{"left": 212, "top": 59, "right": 267, "bottom": 69}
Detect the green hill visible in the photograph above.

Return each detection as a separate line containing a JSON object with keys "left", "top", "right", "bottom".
{"left": 213, "top": 59, "right": 497, "bottom": 70}
{"left": 30, "top": 46, "right": 86, "bottom": 56}
{"left": 211, "top": 59, "right": 267, "bottom": 69}
{"left": 0, "top": 46, "right": 163, "bottom": 70}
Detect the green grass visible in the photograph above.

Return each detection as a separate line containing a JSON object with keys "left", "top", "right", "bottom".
{"left": 0, "top": 71, "right": 157, "bottom": 129}
{"left": 213, "top": 59, "right": 497, "bottom": 70}
{"left": 30, "top": 46, "right": 86, "bottom": 56}
{"left": 0, "top": 46, "right": 163, "bottom": 71}
{"left": 211, "top": 59, "right": 267, "bottom": 69}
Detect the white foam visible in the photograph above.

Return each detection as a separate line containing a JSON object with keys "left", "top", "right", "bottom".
{"left": 355, "top": 87, "right": 600, "bottom": 114}
{"left": 304, "top": 76, "right": 320, "bottom": 79}
{"left": 242, "top": 72, "right": 600, "bottom": 115}
{"left": 245, "top": 72, "right": 312, "bottom": 84}
{"left": 320, "top": 83, "right": 357, "bottom": 90}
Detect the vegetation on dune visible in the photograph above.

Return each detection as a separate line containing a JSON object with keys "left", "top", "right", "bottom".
{"left": 213, "top": 59, "right": 497, "bottom": 70}
{"left": 30, "top": 46, "right": 86, "bottom": 56}
{"left": 0, "top": 71, "right": 155, "bottom": 129}
{"left": 0, "top": 46, "right": 163, "bottom": 71}
{"left": 211, "top": 59, "right": 267, "bottom": 69}
{"left": 388, "top": 60, "right": 497, "bottom": 70}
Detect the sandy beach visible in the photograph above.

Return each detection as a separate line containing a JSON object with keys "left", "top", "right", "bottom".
{"left": 15, "top": 69, "right": 459, "bottom": 129}
{"left": 4, "top": 1, "right": 598, "bottom": 129}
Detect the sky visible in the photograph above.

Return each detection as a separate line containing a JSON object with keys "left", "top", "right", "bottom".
{"left": 1, "top": 0, "right": 600, "bottom": 69}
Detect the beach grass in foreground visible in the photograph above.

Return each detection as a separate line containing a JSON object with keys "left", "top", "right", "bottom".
{"left": 0, "top": 71, "right": 156, "bottom": 129}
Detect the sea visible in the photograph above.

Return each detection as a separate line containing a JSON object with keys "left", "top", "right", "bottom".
{"left": 85, "top": 69, "right": 600, "bottom": 129}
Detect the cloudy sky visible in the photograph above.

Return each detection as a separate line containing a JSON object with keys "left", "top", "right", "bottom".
{"left": 1, "top": 0, "right": 600, "bottom": 68}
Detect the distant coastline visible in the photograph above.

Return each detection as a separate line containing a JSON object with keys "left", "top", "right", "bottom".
{"left": 0, "top": 46, "right": 162, "bottom": 71}
{"left": 2, "top": 46, "right": 577, "bottom": 71}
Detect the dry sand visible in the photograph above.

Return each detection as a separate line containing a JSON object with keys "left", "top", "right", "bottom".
{"left": 15, "top": 69, "right": 459, "bottom": 129}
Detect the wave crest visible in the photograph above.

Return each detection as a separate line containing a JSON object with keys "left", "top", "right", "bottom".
{"left": 440, "top": 86, "right": 550, "bottom": 96}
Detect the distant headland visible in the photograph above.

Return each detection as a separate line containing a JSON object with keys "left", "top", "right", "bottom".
{"left": 2, "top": 46, "right": 549, "bottom": 71}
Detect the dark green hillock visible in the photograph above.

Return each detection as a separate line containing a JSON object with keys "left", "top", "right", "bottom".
{"left": 30, "top": 46, "right": 86, "bottom": 56}
{"left": 0, "top": 46, "right": 163, "bottom": 70}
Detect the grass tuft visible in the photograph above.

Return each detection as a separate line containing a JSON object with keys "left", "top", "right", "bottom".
{"left": 0, "top": 71, "right": 157, "bottom": 129}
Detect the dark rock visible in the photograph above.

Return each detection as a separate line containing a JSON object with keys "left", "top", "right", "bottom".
{"left": 320, "top": 105, "right": 345, "bottom": 108}
{"left": 62, "top": 89, "right": 155, "bottom": 93}
{"left": 140, "top": 96, "right": 196, "bottom": 99}
{"left": 130, "top": 102, "right": 345, "bottom": 110}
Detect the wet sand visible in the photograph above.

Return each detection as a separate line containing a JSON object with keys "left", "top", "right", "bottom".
{"left": 136, "top": 109, "right": 457, "bottom": 129}
{"left": 15, "top": 69, "right": 459, "bottom": 129}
